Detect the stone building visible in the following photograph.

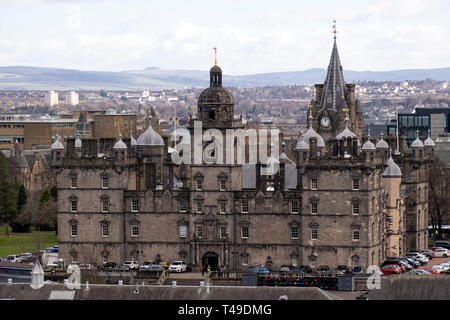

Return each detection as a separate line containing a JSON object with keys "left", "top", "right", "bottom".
{"left": 54, "top": 36, "right": 433, "bottom": 272}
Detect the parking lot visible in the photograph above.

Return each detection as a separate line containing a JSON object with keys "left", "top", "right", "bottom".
{"left": 418, "top": 257, "right": 450, "bottom": 270}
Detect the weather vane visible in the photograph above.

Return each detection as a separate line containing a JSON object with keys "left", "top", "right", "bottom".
{"left": 213, "top": 47, "right": 217, "bottom": 66}
{"left": 332, "top": 19, "right": 338, "bottom": 40}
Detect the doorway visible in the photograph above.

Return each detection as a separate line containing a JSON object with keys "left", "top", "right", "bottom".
{"left": 202, "top": 252, "right": 219, "bottom": 271}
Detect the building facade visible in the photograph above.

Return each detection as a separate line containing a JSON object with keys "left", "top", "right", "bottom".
{"left": 54, "top": 37, "right": 433, "bottom": 272}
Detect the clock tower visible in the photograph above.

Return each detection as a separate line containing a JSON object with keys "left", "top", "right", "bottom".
{"left": 311, "top": 20, "right": 363, "bottom": 142}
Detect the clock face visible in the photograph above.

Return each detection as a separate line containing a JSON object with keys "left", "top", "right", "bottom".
{"left": 320, "top": 117, "right": 330, "bottom": 128}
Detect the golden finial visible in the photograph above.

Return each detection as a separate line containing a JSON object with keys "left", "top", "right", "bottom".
{"left": 308, "top": 103, "right": 313, "bottom": 117}
{"left": 342, "top": 107, "right": 350, "bottom": 119}
{"left": 332, "top": 19, "right": 338, "bottom": 40}
{"left": 213, "top": 47, "right": 217, "bottom": 65}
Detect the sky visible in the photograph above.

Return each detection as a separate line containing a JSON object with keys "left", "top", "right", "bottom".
{"left": 0, "top": 0, "right": 449, "bottom": 75}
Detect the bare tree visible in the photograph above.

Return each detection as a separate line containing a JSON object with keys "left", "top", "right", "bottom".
{"left": 428, "top": 158, "right": 450, "bottom": 240}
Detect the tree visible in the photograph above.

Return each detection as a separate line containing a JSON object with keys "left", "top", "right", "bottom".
{"left": 428, "top": 158, "right": 450, "bottom": 240}
{"left": 0, "top": 152, "right": 18, "bottom": 237}
{"left": 10, "top": 184, "right": 30, "bottom": 233}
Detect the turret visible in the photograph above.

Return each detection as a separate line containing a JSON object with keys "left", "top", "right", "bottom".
{"left": 410, "top": 130, "right": 424, "bottom": 161}
{"left": 51, "top": 135, "right": 64, "bottom": 162}
{"left": 113, "top": 133, "right": 127, "bottom": 161}
{"left": 423, "top": 129, "right": 435, "bottom": 158}
{"left": 376, "top": 133, "right": 389, "bottom": 162}
{"left": 361, "top": 130, "right": 376, "bottom": 162}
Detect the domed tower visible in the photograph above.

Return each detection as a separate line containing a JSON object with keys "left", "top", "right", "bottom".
{"left": 197, "top": 48, "right": 235, "bottom": 129}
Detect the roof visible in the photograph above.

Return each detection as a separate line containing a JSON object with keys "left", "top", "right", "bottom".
{"left": 297, "top": 125, "right": 325, "bottom": 148}
{"left": 411, "top": 137, "right": 424, "bottom": 148}
{"left": 376, "top": 135, "right": 389, "bottom": 149}
{"left": 113, "top": 137, "right": 127, "bottom": 150}
{"left": 51, "top": 137, "right": 64, "bottom": 150}
{"left": 320, "top": 38, "right": 346, "bottom": 111}
{"left": 382, "top": 155, "right": 402, "bottom": 177}
{"left": 0, "top": 283, "right": 343, "bottom": 300}
{"left": 137, "top": 122, "right": 164, "bottom": 146}
{"left": 362, "top": 139, "right": 376, "bottom": 151}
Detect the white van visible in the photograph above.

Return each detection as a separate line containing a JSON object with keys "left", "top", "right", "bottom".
{"left": 7, "top": 254, "right": 23, "bottom": 263}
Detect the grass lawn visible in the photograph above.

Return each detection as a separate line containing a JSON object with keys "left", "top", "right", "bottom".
{"left": 0, "top": 225, "right": 58, "bottom": 257}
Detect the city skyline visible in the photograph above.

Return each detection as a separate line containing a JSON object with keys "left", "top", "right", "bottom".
{"left": 0, "top": 0, "right": 449, "bottom": 75}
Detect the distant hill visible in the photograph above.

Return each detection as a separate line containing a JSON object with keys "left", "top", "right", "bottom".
{"left": 0, "top": 65, "right": 449, "bottom": 90}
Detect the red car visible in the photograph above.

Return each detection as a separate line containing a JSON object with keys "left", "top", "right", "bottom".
{"left": 380, "top": 264, "right": 402, "bottom": 275}
{"left": 423, "top": 268, "right": 440, "bottom": 275}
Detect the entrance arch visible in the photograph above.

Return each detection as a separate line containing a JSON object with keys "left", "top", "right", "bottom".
{"left": 202, "top": 252, "right": 219, "bottom": 271}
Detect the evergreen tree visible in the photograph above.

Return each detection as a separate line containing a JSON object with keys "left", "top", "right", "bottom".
{"left": 0, "top": 152, "right": 18, "bottom": 237}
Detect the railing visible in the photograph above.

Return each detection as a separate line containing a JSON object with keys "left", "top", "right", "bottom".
{"left": 157, "top": 270, "right": 168, "bottom": 285}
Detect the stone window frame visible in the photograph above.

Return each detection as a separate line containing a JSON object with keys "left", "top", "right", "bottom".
{"left": 351, "top": 198, "right": 360, "bottom": 215}
{"left": 69, "top": 218, "right": 78, "bottom": 237}
{"left": 177, "top": 219, "right": 189, "bottom": 238}
{"left": 309, "top": 222, "right": 319, "bottom": 240}
{"left": 218, "top": 172, "right": 228, "bottom": 191}
{"left": 311, "top": 178, "right": 318, "bottom": 190}
{"left": 179, "top": 198, "right": 188, "bottom": 213}
{"left": 131, "top": 225, "right": 140, "bottom": 237}
{"left": 194, "top": 172, "right": 204, "bottom": 191}
{"left": 309, "top": 196, "right": 319, "bottom": 215}
{"left": 196, "top": 225, "right": 203, "bottom": 239}
{"left": 291, "top": 199, "right": 299, "bottom": 214}
{"left": 131, "top": 199, "right": 140, "bottom": 212}
{"left": 100, "top": 219, "right": 110, "bottom": 237}
{"left": 100, "top": 195, "right": 110, "bottom": 213}
{"left": 69, "top": 171, "right": 78, "bottom": 189}
{"left": 241, "top": 226, "right": 249, "bottom": 239}
{"left": 241, "top": 198, "right": 249, "bottom": 213}
{"left": 291, "top": 226, "right": 299, "bottom": 239}
{"left": 351, "top": 223, "right": 361, "bottom": 242}
{"left": 352, "top": 178, "right": 360, "bottom": 190}
{"left": 196, "top": 200, "right": 204, "bottom": 213}
{"left": 219, "top": 226, "right": 227, "bottom": 239}
{"left": 241, "top": 252, "right": 249, "bottom": 266}
{"left": 69, "top": 195, "right": 78, "bottom": 212}
{"left": 101, "top": 173, "right": 109, "bottom": 189}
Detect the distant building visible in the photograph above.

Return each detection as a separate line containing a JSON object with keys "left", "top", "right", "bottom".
{"left": 398, "top": 108, "right": 450, "bottom": 145}
{"left": 65, "top": 91, "right": 79, "bottom": 106}
{"left": 45, "top": 91, "right": 59, "bottom": 107}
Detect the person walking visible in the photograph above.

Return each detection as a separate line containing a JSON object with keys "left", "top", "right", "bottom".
{"left": 207, "top": 265, "right": 211, "bottom": 273}
{"left": 201, "top": 265, "right": 204, "bottom": 276}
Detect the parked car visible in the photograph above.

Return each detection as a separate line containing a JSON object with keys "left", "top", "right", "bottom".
{"left": 405, "top": 269, "right": 431, "bottom": 275}
{"left": 380, "top": 265, "right": 402, "bottom": 275}
{"left": 405, "top": 253, "right": 427, "bottom": 265}
{"left": 139, "top": 261, "right": 156, "bottom": 271}
{"left": 423, "top": 268, "right": 440, "bottom": 275}
{"left": 102, "top": 262, "right": 117, "bottom": 271}
{"left": 432, "top": 248, "right": 450, "bottom": 258}
{"left": 249, "top": 266, "right": 271, "bottom": 275}
{"left": 279, "top": 265, "right": 292, "bottom": 272}
{"left": 114, "top": 264, "right": 130, "bottom": 272}
{"left": 351, "top": 266, "right": 364, "bottom": 274}
{"left": 123, "top": 261, "right": 139, "bottom": 270}
{"left": 337, "top": 265, "right": 351, "bottom": 274}
{"left": 325, "top": 269, "right": 346, "bottom": 276}
{"left": 438, "top": 262, "right": 450, "bottom": 271}
{"left": 396, "top": 260, "right": 413, "bottom": 271}
{"left": 297, "top": 266, "right": 313, "bottom": 274}
{"left": 7, "top": 254, "right": 23, "bottom": 263}
{"left": 316, "top": 265, "right": 330, "bottom": 273}
{"left": 434, "top": 241, "right": 450, "bottom": 250}
{"left": 420, "top": 250, "right": 433, "bottom": 259}
{"left": 79, "top": 263, "right": 97, "bottom": 271}
{"left": 168, "top": 261, "right": 187, "bottom": 273}
{"left": 405, "top": 257, "right": 420, "bottom": 268}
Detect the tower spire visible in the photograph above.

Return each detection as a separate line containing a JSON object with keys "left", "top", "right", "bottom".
{"left": 320, "top": 20, "right": 346, "bottom": 112}
{"left": 213, "top": 47, "right": 217, "bottom": 66}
